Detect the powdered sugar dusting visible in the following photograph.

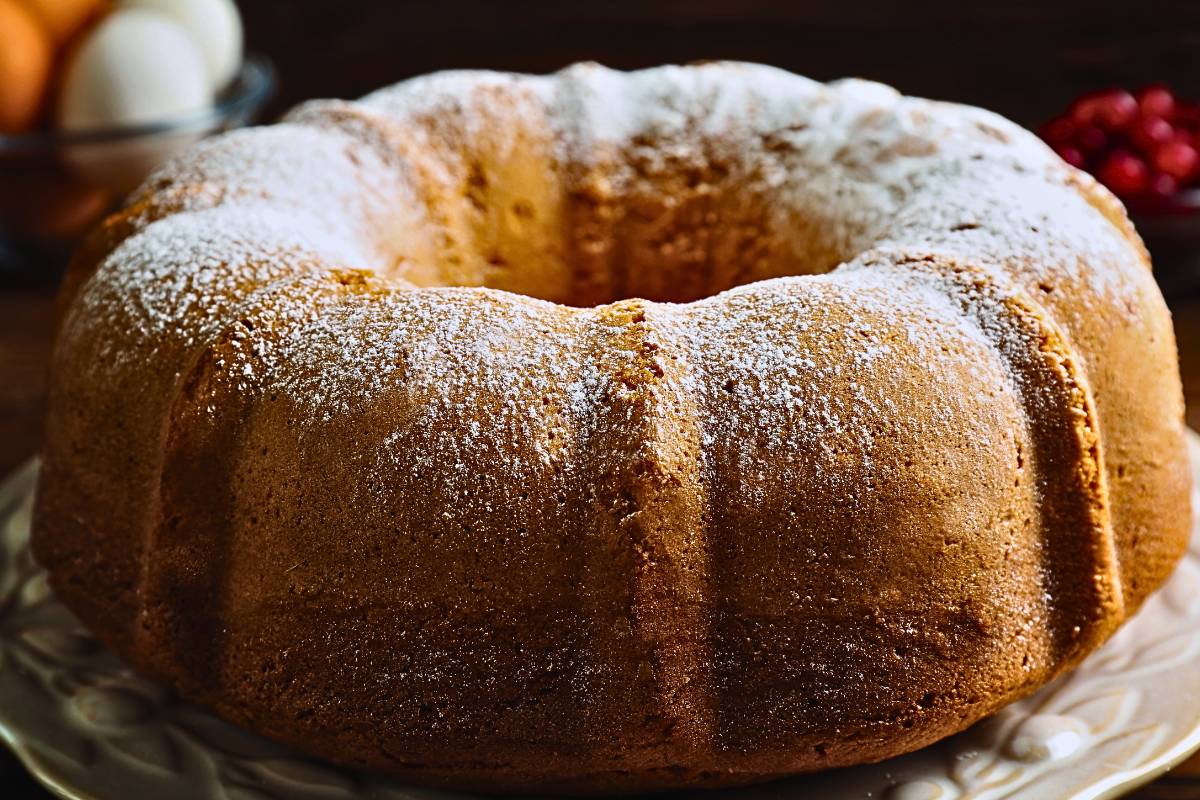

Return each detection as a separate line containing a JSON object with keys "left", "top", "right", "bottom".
{"left": 57, "top": 60, "right": 1146, "bottom": 520}
{"left": 679, "top": 266, "right": 1013, "bottom": 512}
{"left": 66, "top": 204, "right": 369, "bottom": 370}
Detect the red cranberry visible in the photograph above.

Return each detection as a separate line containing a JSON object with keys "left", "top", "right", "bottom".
{"left": 1039, "top": 117, "right": 1076, "bottom": 144}
{"left": 1054, "top": 145, "right": 1086, "bottom": 168}
{"left": 1096, "top": 89, "right": 1139, "bottom": 130}
{"left": 1148, "top": 172, "right": 1180, "bottom": 201}
{"left": 1137, "top": 84, "right": 1176, "bottom": 119}
{"left": 1077, "top": 126, "right": 1108, "bottom": 154}
{"left": 1153, "top": 140, "right": 1200, "bottom": 180}
{"left": 1098, "top": 151, "right": 1150, "bottom": 195}
{"left": 1130, "top": 116, "right": 1175, "bottom": 152}
{"left": 1070, "top": 94, "right": 1104, "bottom": 126}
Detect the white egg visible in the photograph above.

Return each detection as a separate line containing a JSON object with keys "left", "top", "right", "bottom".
{"left": 58, "top": 8, "right": 212, "bottom": 192}
{"left": 58, "top": 8, "right": 212, "bottom": 132}
{"left": 120, "top": 0, "right": 243, "bottom": 91}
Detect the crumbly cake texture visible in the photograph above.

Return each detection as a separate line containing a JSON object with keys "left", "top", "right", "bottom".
{"left": 34, "top": 63, "right": 1190, "bottom": 793}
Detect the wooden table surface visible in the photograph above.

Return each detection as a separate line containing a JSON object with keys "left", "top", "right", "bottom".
{"left": 2, "top": 280, "right": 1199, "bottom": 797}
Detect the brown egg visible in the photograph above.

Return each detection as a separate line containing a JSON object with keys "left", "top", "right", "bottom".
{"left": 0, "top": 0, "right": 54, "bottom": 134}
{"left": 17, "top": 0, "right": 107, "bottom": 46}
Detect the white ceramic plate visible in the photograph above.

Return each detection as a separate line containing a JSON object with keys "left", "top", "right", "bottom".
{"left": 2, "top": 435, "right": 1200, "bottom": 800}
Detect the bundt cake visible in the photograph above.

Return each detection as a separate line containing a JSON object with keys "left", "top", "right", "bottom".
{"left": 33, "top": 63, "right": 1191, "bottom": 793}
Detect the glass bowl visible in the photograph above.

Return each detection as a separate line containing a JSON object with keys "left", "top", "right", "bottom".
{"left": 0, "top": 55, "right": 276, "bottom": 282}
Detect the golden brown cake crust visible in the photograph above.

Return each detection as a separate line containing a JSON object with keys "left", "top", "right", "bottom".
{"left": 32, "top": 63, "right": 1190, "bottom": 793}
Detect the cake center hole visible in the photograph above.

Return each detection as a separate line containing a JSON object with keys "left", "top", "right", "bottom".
{"left": 389, "top": 161, "right": 850, "bottom": 306}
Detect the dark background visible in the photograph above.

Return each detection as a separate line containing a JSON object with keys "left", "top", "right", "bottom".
{"left": 242, "top": 0, "right": 1200, "bottom": 129}
{"left": 6, "top": 1, "right": 1200, "bottom": 796}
